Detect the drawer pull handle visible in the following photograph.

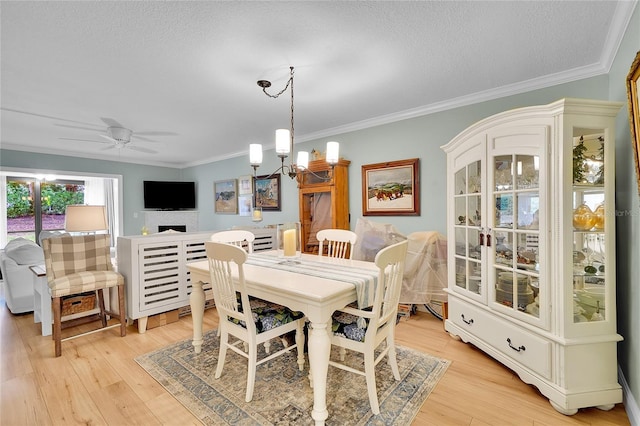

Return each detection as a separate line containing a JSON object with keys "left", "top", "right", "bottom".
{"left": 507, "top": 338, "right": 526, "bottom": 352}
{"left": 461, "top": 314, "right": 474, "bottom": 325}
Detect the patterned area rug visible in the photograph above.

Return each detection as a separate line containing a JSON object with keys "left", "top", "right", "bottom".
{"left": 135, "top": 330, "right": 450, "bottom": 425}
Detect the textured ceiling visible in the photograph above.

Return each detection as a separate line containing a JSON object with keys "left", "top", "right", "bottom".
{"left": 0, "top": 1, "right": 636, "bottom": 168}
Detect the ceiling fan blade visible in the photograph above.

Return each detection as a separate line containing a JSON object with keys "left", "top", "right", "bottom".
{"left": 131, "top": 135, "right": 160, "bottom": 143}
{"left": 135, "top": 131, "right": 178, "bottom": 136}
{"left": 99, "top": 134, "right": 119, "bottom": 144}
{"left": 127, "top": 145, "right": 157, "bottom": 154}
{"left": 59, "top": 137, "right": 110, "bottom": 144}
{"left": 101, "top": 145, "right": 116, "bottom": 151}
{"left": 100, "top": 117, "right": 124, "bottom": 128}
{"left": 55, "top": 123, "right": 104, "bottom": 132}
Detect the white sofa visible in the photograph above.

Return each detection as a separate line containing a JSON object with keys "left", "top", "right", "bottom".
{"left": 0, "top": 238, "right": 45, "bottom": 314}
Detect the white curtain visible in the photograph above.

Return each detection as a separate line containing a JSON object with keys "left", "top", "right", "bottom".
{"left": 84, "top": 177, "right": 118, "bottom": 245}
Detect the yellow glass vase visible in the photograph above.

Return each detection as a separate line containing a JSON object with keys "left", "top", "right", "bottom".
{"left": 593, "top": 203, "right": 605, "bottom": 231}
{"left": 573, "top": 203, "right": 595, "bottom": 231}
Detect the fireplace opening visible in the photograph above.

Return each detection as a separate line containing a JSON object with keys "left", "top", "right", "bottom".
{"left": 158, "top": 225, "right": 187, "bottom": 232}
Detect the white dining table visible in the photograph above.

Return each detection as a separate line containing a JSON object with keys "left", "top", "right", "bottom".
{"left": 187, "top": 252, "right": 378, "bottom": 426}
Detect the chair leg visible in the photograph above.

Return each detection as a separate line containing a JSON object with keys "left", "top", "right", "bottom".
{"left": 52, "top": 296, "right": 62, "bottom": 357}
{"left": 387, "top": 338, "right": 400, "bottom": 380}
{"left": 215, "top": 331, "right": 228, "bottom": 379}
{"left": 245, "top": 342, "right": 257, "bottom": 402}
{"left": 295, "top": 321, "right": 305, "bottom": 371}
{"left": 117, "top": 284, "right": 126, "bottom": 336}
{"left": 364, "top": 351, "right": 380, "bottom": 415}
{"left": 97, "top": 289, "right": 108, "bottom": 327}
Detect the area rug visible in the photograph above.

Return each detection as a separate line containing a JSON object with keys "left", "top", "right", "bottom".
{"left": 135, "top": 330, "right": 450, "bottom": 425}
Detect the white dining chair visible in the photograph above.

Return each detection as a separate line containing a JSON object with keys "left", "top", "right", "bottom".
{"left": 328, "top": 240, "right": 409, "bottom": 415}
{"left": 205, "top": 241, "right": 306, "bottom": 402}
{"left": 210, "top": 230, "right": 255, "bottom": 339}
{"left": 316, "top": 228, "right": 357, "bottom": 259}
{"left": 210, "top": 229, "right": 255, "bottom": 253}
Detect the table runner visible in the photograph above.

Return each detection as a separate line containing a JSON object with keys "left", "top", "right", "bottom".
{"left": 246, "top": 253, "right": 378, "bottom": 310}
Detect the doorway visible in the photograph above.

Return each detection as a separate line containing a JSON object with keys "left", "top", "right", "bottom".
{"left": 1, "top": 169, "right": 122, "bottom": 248}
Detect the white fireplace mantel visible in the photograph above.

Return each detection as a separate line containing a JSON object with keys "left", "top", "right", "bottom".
{"left": 143, "top": 210, "right": 198, "bottom": 233}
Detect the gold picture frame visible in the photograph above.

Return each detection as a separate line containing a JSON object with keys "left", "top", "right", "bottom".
{"left": 626, "top": 50, "right": 640, "bottom": 196}
{"left": 362, "top": 158, "right": 420, "bottom": 216}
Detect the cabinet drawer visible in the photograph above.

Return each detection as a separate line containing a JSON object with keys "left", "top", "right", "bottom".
{"left": 449, "top": 299, "right": 552, "bottom": 379}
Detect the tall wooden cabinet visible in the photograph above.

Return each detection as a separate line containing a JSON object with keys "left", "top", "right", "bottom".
{"left": 297, "top": 158, "right": 350, "bottom": 254}
{"left": 441, "top": 98, "right": 623, "bottom": 415}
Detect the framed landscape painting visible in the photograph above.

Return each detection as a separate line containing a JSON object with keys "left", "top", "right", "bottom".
{"left": 362, "top": 158, "right": 420, "bottom": 216}
{"left": 254, "top": 174, "right": 281, "bottom": 211}
{"left": 214, "top": 179, "right": 238, "bottom": 214}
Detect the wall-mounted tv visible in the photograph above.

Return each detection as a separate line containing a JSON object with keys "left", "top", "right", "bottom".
{"left": 143, "top": 181, "right": 196, "bottom": 210}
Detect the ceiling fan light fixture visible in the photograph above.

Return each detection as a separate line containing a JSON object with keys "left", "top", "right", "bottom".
{"left": 108, "top": 127, "right": 132, "bottom": 143}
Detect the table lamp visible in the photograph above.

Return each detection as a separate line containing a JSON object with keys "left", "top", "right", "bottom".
{"left": 64, "top": 205, "right": 108, "bottom": 234}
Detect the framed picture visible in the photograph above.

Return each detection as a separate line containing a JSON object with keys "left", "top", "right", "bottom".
{"left": 238, "top": 194, "right": 253, "bottom": 216}
{"left": 238, "top": 175, "right": 253, "bottom": 195}
{"left": 214, "top": 179, "right": 238, "bottom": 214}
{"left": 626, "top": 50, "right": 640, "bottom": 196}
{"left": 362, "top": 158, "right": 420, "bottom": 216}
{"left": 255, "top": 174, "right": 281, "bottom": 211}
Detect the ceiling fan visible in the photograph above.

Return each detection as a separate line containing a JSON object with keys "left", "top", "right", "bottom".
{"left": 58, "top": 117, "right": 177, "bottom": 154}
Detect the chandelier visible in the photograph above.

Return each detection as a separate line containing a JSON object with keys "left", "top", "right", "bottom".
{"left": 249, "top": 66, "right": 340, "bottom": 180}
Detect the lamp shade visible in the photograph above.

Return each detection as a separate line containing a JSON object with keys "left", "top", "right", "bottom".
{"left": 249, "top": 144, "right": 263, "bottom": 165}
{"left": 64, "top": 205, "right": 108, "bottom": 232}
{"left": 326, "top": 141, "right": 340, "bottom": 164}
{"left": 275, "top": 129, "right": 290, "bottom": 155}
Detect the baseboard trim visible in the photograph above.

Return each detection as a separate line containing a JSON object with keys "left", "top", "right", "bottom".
{"left": 619, "top": 365, "right": 639, "bottom": 426}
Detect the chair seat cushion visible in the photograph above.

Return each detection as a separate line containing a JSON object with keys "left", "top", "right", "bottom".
{"left": 49, "top": 270, "right": 124, "bottom": 297}
{"left": 331, "top": 303, "right": 372, "bottom": 342}
{"left": 227, "top": 296, "right": 304, "bottom": 334}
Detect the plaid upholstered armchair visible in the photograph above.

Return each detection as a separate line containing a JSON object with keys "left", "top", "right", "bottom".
{"left": 42, "top": 234, "right": 126, "bottom": 357}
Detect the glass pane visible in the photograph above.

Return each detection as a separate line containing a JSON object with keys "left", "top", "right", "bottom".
{"left": 494, "top": 155, "right": 513, "bottom": 191}
{"left": 516, "top": 232, "right": 539, "bottom": 272}
{"left": 455, "top": 258, "right": 466, "bottom": 290}
{"left": 455, "top": 197, "right": 466, "bottom": 225}
{"left": 468, "top": 161, "right": 481, "bottom": 193}
{"left": 468, "top": 228, "right": 482, "bottom": 260}
{"left": 469, "top": 260, "right": 481, "bottom": 294}
{"left": 494, "top": 194, "right": 514, "bottom": 228}
{"left": 516, "top": 155, "right": 540, "bottom": 190}
{"left": 494, "top": 230, "right": 513, "bottom": 268}
{"left": 455, "top": 228, "right": 467, "bottom": 256}
{"left": 574, "top": 233, "right": 606, "bottom": 322}
{"left": 455, "top": 168, "right": 466, "bottom": 195}
{"left": 516, "top": 192, "right": 540, "bottom": 230}
{"left": 467, "top": 195, "right": 481, "bottom": 227}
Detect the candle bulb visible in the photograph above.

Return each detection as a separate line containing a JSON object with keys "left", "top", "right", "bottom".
{"left": 283, "top": 228, "right": 296, "bottom": 257}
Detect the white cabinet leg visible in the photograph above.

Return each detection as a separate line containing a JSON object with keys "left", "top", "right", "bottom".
{"left": 138, "top": 316, "right": 148, "bottom": 334}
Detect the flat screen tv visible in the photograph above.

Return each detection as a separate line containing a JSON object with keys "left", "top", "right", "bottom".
{"left": 143, "top": 181, "right": 196, "bottom": 210}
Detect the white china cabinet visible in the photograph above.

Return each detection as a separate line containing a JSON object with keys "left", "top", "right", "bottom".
{"left": 441, "top": 98, "right": 623, "bottom": 415}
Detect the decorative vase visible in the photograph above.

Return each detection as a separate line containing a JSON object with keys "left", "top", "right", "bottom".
{"left": 276, "top": 222, "right": 302, "bottom": 263}
{"left": 593, "top": 203, "right": 605, "bottom": 231}
{"left": 572, "top": 203, "right": 595, "bottom": 231}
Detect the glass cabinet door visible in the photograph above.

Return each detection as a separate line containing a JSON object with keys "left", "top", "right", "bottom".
{"left": 453, "top": 160, "right": 483, "bottom": 297}
{"left": 491, "top": 154, "right": 541, "bottom": 320}
{"left": 572, "top": 133, "right": 607, "bottom": 323}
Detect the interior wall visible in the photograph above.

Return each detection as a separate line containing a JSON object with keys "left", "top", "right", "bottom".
{"left": 609, "top": 5, "right": 640, "bottom": 416}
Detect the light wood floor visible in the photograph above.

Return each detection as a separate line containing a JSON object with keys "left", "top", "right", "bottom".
{"left": 0, "top": 294, "right": 629, "bottom": 425}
